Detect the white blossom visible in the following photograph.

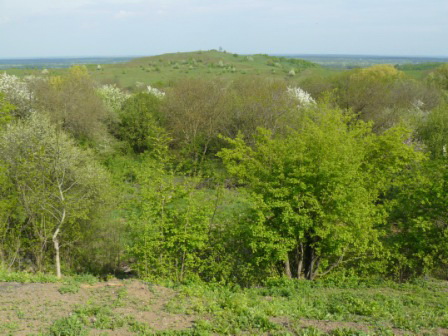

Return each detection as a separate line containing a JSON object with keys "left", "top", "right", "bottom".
{"left": 412, "top": 99, "right": 424, "bottom": 109}
{"left": 97, "top": 84, "right": 130, "bottom": 114}
{"left": 287, "top": 87, "right": 316, "bottom": 107}
{"left": 147, "top": 85, "right": 165, "bottom": 99}
{"left": 0, "top": 73, "right": 34, "bottom": 115}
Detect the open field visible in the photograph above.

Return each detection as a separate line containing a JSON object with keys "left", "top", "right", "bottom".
{"left": 1, "top": 273, "right": 448, "bottom": 336}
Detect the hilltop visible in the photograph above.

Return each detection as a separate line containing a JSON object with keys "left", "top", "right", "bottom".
{"left": 3, "top": 50, "right": 322, "bottom": 89}
{"left": 4, "top": 50, "right": 445, "bottom": 88}
{"left": 83, "top": 50, "right": 322, "bottom": 89}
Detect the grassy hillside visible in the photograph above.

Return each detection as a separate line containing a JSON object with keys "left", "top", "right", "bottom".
{"left": 3, "top": 50, "right": 333, "bottom": 89}
{"left": 4, "top": 50, "right": 443, "bottom": 88}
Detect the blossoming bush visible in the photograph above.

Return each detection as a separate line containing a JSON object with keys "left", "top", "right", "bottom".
{"left": 287, "top": 86, "right": 316, "bottom": 106}
{"left": 147, "top": 85, "right": 165, "bottom": 99}
{"left": 97, "top": 85, "right": 130, "bottom": 115}
{"left": 0, "top": 73, "right": 34, "bottom": 117}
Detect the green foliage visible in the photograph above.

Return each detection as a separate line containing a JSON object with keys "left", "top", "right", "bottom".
{"left": 386, "top": 158, "right": 448, "bottom": 279}
{"left": 117, "top": 92, "right": 169, "bottom": 154}
{"left": 49, "top": 315, "right": 87, "bottom": 336}
{"left": 160, "top": 277, "right": 448, "bottom": 335}
{"left": 219, "top": 104, "right": 420, "bottom": 279}
{"left": 330, "top": 65, "right": 439, "bottom": 131}
{"left": 127, "top": 157, "right": 218, "bottom": 281}
{"left": 0, "top": 92, "right": 14, "bottom": 127}
{"left": 427, "top": 63, "right": 448, "bottom": 91}
{"left": 161, "top": 77, "right": 297, "bottom": 174}
{"left": 32, "top": 66, "right": 111, "bottom": 144}
{"left": 0, "top": 268, "right": 59, "bottom": 283}
{"left": 396, "top": 62, "right": 444, "bottom": 72}
{"left": 0, "top": 113, "right": 109, "bottom": 276}
{"left": 58, "top": 274, "right": 97, "bottom": 294}
{"left": 162, "top": 78, "right": 230, "bottom": 171}
{"left": 417, "top": 103, "right": 448, "bottom": 158}
{"left": 58, "top": 281, "right": 81, "bottom": 294}
{"left": 3, "top": 52, "right": 448, "bottom": 293}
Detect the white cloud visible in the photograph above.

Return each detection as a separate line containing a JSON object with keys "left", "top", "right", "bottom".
{"left": 0, "top": 16, "right": 11, "bottom": 24}
{"left": 114, "top": 10, "right": 136, "bottom": 19}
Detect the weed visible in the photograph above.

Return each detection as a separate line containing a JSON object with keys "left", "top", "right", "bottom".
{"left": 49, "top": 315, "right": 87, "bottom": 336}
{"left": 58, "top": 282, "right": 80, "bottom": 294}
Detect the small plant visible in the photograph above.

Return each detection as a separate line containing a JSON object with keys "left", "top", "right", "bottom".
{"left": 73, "top": 273, "right": 98, "bottom": 285}
{"left": 58, "top": 282, "right": 80, "bottom": 294}
{"left": 0, "top": 269, "right": 59, "bottom": 283}
{"left": 128, "top": 319, "right": 153, "bottom": 334}
{"left": 49, "top": 315, "right": 87, "bottom": 336}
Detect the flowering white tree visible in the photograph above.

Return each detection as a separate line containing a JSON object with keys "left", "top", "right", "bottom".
{"left": 0, "top": 73, "right": 34, "bottom": 117}
{"left": 147, "top": 85, "right": 165, "bottom": 99}
{"left": 287, "top": 87, "right": 316, "bottom": 107}
{"left": 97, "top": 84, "right": 130, "bottom": 115}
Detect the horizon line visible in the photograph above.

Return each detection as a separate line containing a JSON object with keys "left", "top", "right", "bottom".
{"left": 1, "top": 51, "right": 448, "bottom": 60}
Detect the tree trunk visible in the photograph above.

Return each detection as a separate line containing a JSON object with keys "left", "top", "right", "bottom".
{"left": 52, "top": 227, "right": 61, "bottom": 278}
{"left": 52, "top": 204, "right": 65, "bottom": 279}
{"left": 296, "top": 243, "right": 304, "bottom": 279}
{"left": 284, "top": 255, "right": 292, "bottom": 278}
{"left": 309, "top": 256, "right": 320, "bottom": 280}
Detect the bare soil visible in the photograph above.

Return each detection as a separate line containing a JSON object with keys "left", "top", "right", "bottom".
{"left": 0, "top": 280, "right": 195, "bottom": 335}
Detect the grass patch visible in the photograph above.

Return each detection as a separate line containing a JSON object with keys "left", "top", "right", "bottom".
{"left": 161, "top": 277, "right": 448, "bottom": 335}
{"left": 0, "top": 268, "right": 59, "bottom": 283}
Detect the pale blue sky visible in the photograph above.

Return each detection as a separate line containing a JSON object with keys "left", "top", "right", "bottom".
{"left": 1, "top": 0, "right": 447, "bottom": 58}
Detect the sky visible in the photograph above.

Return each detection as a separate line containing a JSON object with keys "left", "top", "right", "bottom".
{"left": 0, "top": 0, "right": 447, "bottom": 58}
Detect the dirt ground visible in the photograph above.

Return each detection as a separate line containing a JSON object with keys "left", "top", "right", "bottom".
{"left": 0, "top": 280, "right": 195, "bottom": 335}
{"left": 1, "top": 280, "right": 448, "bottom": 335}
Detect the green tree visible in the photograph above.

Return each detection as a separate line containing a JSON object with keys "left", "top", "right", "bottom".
{"left": 0, "top": 113, "right": 108, "bottom": 277}
{"left": 0, "top": 93, "right": 14, "bottom": 128}
{"left": 31, "top": 66, "right": 110, "bottom": 144}
{"left": 417, "top": 103, "right": 448, "bottom": 159}
{"left": 332, "top": 65, "right": 438, "bottom": 131}
{"left": 162, "top": 78, "right": 229, "bottom": 171}
{"left": 219, "top": 105, "right": 418, "bottom": 279}
{"left": 427, "top": 63, "right": 448, "bottom": 92}
{"left": 386, "top": 158, "right": 448, "bottom": 279}
{"left": 117, "top": 92, "right": 168, "bottom": 154}
{"left": 126, "top": 157, "right": 215, "bottom": 281}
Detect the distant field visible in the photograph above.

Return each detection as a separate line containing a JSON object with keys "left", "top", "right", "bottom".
{"left": 280, "top": 54, "right": 448, "bottom": 68}
{"left": 0, "top": 57, "right": 134, "bottom": 70}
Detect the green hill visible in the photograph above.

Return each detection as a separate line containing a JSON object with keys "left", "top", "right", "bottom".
{"left": 89, "top": 50, "right": 322, "bottom": 89}
{"left": 3, "top": 50, "right": 323, "bottom": 89}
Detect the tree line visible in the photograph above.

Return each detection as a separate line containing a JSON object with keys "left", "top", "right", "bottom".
{"left": 0, "top": 63, "right": 448, "bottom": 284}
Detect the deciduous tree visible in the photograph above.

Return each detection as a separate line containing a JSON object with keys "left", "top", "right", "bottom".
{"left": 0, "top": 113, "right": 108, "bottom": 277}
